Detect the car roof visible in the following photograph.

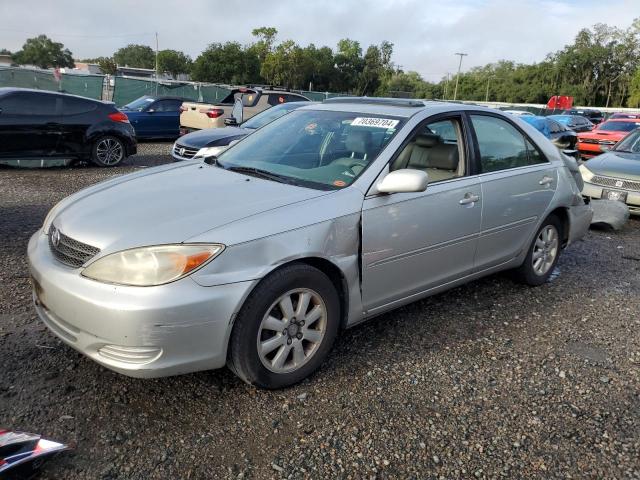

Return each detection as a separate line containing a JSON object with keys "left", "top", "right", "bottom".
{"left": 298, "top": 97, "right": 492, "bottom": 119}
{"left": 0, "top": 87, "right": 111, "bottom": 104}
{"left": 605, "top": 118, "right": 640, "bottom": 123}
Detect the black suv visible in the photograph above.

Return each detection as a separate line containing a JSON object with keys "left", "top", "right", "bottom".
{"left": 563, "top": 108, "right": 604, "bottom": 125}
{"left": 0, "top": 88, "right": 137, "bottom": 167}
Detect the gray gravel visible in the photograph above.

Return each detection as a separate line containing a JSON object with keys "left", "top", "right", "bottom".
{"left": 1, "top": 144, "right": 639, "bottom": 479}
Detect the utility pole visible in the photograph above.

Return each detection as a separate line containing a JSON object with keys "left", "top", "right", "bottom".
{"left": 155, "top": 32, "right": 159, "bottom": 95}
{"left": 452, "top": 52, "right": 467, "bottom": 101}
{"left": 485, "top": 75, "right": 491, "bottom": 102}
{"left": 443, "top": 72, "right": 450, "bottom": 100}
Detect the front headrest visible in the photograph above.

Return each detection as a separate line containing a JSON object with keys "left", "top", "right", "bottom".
{"left": 414, "top": 134, "right": 440, "bottom": 147}
{"left": 428, "top": 144, "right": 459, "bottom": 170}
{"left": 345, "top": 130, "right": 372, "bottom": 154}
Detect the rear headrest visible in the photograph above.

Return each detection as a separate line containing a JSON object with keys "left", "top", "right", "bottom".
{"left": 428, "top": 144, "right": 459, "bottom": 170}
{"left": 414, "top": 134, "right": 440, "bottom": 147}
{"left": 345, "top": 130, "right": 372, "bottom": 155}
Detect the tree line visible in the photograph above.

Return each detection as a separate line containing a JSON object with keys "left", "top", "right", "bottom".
{"left": 3, "top": 21, "right": 640, "bottom": 107}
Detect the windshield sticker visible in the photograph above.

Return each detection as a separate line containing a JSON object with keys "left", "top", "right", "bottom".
{"left": 333, "top": 180, "right": 347, "bottom": 187}
{"left": 351, "top": 117, "right": 399, "bottom": 129}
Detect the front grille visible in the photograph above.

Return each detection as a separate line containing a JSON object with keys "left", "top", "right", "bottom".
{"left": 48, "top": 225, "right": 100, "bottom": 268}
{"left": 173, "top": 143, "right": 199, "bottom": 159}
{"left": 580, "top": 138, "right": 616, "bottom": 145}
{"left": 591, "top": 175, "right": 640, "bottom": 192}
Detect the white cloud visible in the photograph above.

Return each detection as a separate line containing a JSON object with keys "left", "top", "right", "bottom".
{"left": 0, "top": 0, "right": 637, "bottom": 83}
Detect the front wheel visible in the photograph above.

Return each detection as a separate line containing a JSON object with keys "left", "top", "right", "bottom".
{"left": 91, "top": 136, "right": 125, "bottom": 167}
{"left": 513, "top": 215, "right": 562, "bottom": 286}
{"left": 228, "top": 264, "right": 340, "bottom": 389}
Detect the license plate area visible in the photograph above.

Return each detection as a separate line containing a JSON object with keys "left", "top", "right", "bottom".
{"left": 601, "top": 189, "right": 627, "bottom": 202}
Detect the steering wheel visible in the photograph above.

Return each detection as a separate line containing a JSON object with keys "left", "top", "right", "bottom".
{"left": 347, "top": 160, "right": 368, "bottom": 175}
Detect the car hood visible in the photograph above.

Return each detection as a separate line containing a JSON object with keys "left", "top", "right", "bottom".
{"left": 584, "top": 152, "right": 640, "bottom": 180}
{"left": 52, "top": 162, "right": 330, "bottom": 254}
{"left": 578, "top": 130, "right": 627, "bottom": 141}
{"left": 178, "top": 127, "right": 251, "bottom": 148}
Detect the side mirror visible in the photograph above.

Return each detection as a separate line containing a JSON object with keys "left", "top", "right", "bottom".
{"left": 146, "top": 109, "right": 155, "bottom": 113}
{"left": 377, "top": 169, "right": 429, "bottom": 194}
{"left": 224, "top": 117, "right": 239, "bottom": 126}
{"left": 230, "top": 97, "right": 244, "bottom": 125}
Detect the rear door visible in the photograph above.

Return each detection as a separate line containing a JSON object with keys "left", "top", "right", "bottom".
{"left": 0, "top": 91, "right": 61, "bottom": 159}
{"left": 469, "top": 113, "right": 557, "bottom": 270}
{"left": 58, "top": 96, "right": 99, "bottom": 157}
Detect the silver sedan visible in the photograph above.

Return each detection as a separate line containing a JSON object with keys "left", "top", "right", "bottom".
{"left": 28, "top": 98, "right": 592, "bottom": 388}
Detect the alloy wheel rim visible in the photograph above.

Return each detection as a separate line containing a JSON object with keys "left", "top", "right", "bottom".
{"left": 257, "top": 288, "right": 327, "bottom": 374}
{"left": 532, "top": 225, "right": 559, "bottom": 276}
{"left": 96, "top": 138, "right": 123, "bottom": 165}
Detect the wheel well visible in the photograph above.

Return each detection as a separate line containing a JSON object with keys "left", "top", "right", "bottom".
{"left": 548, "top": 207, "right": 569, "bottom": 246}
{"left": 275, "top": 258, "right": 349, "bottom": 330}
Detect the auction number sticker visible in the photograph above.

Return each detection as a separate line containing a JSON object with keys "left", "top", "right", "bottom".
{"left": 351, "top": 117, "right": 399, "bottom": 129}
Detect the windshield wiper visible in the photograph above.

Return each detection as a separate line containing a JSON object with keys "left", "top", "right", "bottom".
{"left": 224, "top": 165, "right": 295, "bottom": 184}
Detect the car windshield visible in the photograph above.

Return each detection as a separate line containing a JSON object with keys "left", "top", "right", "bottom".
{"left": 122, "top": 96, "right": 155, "bottom": 111}
{"left": 216, "top": 109, "right": 404, "bottom": 190}
{"left": 241, "top": 103, "right": 307, "bottom": 130}
{"left": 614, "top": 130, "right": 640, "bottom": 154}
{"left": 598, "top": 121, "right": 640, "bottom": 132}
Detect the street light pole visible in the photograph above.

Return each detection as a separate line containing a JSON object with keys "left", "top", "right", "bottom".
{"left": 453, "top": 52, "right": 467, "bottom": 101}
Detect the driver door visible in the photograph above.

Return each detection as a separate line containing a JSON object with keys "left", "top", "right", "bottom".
{"left": 361, "top": 114, "right": 482, "bottom": 313}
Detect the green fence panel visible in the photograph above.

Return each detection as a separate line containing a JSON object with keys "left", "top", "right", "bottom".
{"left": 60, "top": 74, "right": 104, "bottom": 99}
{"left": 112, "top": 77, "right": 232, "bottom": 106}
{"left": 0, "top": 67, "right": 103, "bottom": 99}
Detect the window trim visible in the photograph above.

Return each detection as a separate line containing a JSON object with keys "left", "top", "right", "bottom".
{"left": 465, "top": 111, "right": 550, "bottom": 175}
{"left": 0, "top": 91, "right": 62, "bottom": 117}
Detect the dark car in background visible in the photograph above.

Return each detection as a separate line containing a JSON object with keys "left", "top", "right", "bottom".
{"left": 172, "top": 101, "right": 311, "bottom": 161}
{"left": 120, "top": 95, "right": 185, "bottom": 139}
{"left": 0, "top": 88, "right": 137, "bottom": 167}
{"left": 609, "top": 112, "right": 640, "bottom": 120}
{"left": 520, "top": 115, "right": 578, "bottom": 149}
{"left": 548, "top": 114, "right": 594, "bottom": 133}
{"left": 562, "top": 108, "right": 604, "bottom": 125}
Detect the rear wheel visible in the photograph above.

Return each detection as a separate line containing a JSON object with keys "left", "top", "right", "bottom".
{"left": 91, "top": 136, "right": 125, "bottom": 167}
{"left": 513, "top": 215, "right": 562, "bottom": 286}
{"left": 228, "top": 264, "right": 340, "bottom": 389}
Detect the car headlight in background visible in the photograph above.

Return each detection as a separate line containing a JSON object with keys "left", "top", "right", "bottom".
{"left": 194, "top": 146, "right": 227, "bottom": 158}
{"left": 578, "top": 164, "right": 594, "bottom": 182}
{"left": 82, "top": 244, "right": 224, "bottom": 286}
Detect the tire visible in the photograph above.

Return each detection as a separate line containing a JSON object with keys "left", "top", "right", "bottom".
{"left": 513, "top": 215, "right": 563, "bottom": 286}
{"left": 91, "top": 136, "right": 125, "bottom": 167}
{"left": 228, "top": 264, "right": 340, "bottom": 389}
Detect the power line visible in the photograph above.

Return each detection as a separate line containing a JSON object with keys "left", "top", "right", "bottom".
{"left": 0, "top": 28, "right": 156, "bottom": 39}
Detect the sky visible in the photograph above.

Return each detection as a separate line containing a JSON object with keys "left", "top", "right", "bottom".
{"left": 1, "top": 0, "right": 638, "bottom": 81}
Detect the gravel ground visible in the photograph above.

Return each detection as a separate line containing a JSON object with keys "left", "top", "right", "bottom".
{"left": 1, "top": 143, "right": 639, "bottom": 479}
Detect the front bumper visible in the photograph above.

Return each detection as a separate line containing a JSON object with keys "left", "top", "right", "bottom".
{"left": 583, "top": 181, "right": 640, "bottom": 215}
{"left": 27, "top": 230, "right": 253, "bottom": 378}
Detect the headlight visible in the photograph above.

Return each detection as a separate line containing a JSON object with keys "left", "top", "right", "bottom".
{"left": 578, "top": 164, "right": 594, "bottom": 182}
{"left": 82, "top": 244, "right": 224, "bottom": 286}
{"left": 194, "top": 146, "right": 227, "bottom": 158}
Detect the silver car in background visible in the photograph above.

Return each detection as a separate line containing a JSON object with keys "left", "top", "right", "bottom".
{"left": 28, "top": 98, "right": 592, "bottom": 389}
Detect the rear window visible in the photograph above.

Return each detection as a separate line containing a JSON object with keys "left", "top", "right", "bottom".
{"left": 220, "top": 90, "right": 259, "bottom": 107}
{"left": 598, "top": 121, "right": 640, "bottom": 132}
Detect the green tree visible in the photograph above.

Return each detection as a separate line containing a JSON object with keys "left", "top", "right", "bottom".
{"left": 251, "top": 27, "right": 278, "bottom": 65}
{"left": 113, "top": 44, "right": 155, "bottom": 69}
{"left": 157, "top": 49, "right": 192, "bottom": 78}
{"left": 12, "top": 35, "right": 74, "bottom": 69}
{"left": 0, "top": 48, "right": 11, "bottom": 55}
{"left": 191, "top": 42, "right": 259, "bottom": 84}
{"left": 334, "top": 39, "right": 364, "bottom": 93}
{"left": 628, "top": 69, "right": 640, "bottom": 107}
{"left": 97, "top": 57, "right": 117, "bottom": 75}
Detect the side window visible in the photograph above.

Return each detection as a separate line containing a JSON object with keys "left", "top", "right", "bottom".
{"left": 548, "top": 120, "right": 561, "bottom": 134}
{"left": 62, "top": 97, "right": 97, "bottom": 116}
{"left": 471, "top": 115, "right": 546, "bottom": 173}
{"left": 390, "top": 117, "right": 465, "bottom": 183}
{"left": 153, "top": 100, "right": 182, "bottom": 112}
{"left": 284, "top": 94, "right": 306, "bottom": 103}
{"left": 267, "top": 94, "right": 287, "bottom": 106}
{"left": 0, "top": 92, "right": 58, "bottom": 116}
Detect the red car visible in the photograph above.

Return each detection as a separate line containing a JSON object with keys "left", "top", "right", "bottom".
{"left": 577, "top": 118, "right": 640, "bottom": 159}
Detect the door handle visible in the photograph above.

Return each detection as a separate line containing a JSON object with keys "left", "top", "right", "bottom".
{"left": 539, "top": 176, "right": 554, "bottom": 186}
{"left": 459, "top": 193, "right": 480, "bottom": 205}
